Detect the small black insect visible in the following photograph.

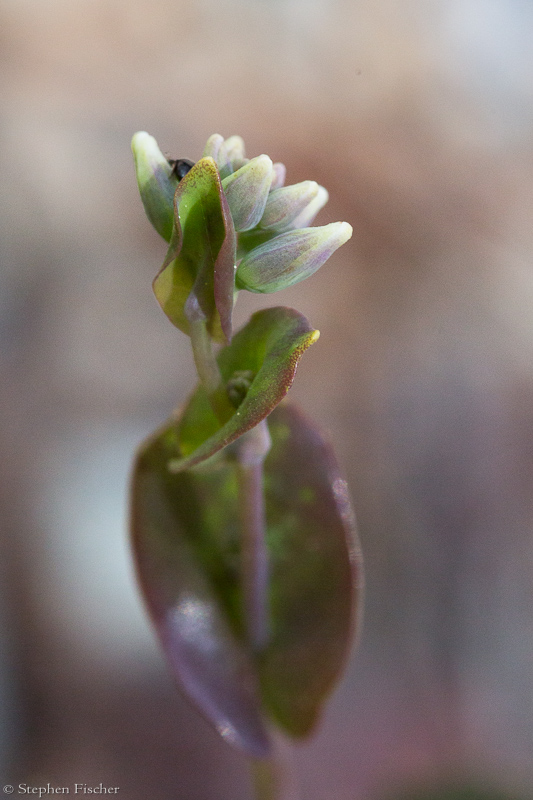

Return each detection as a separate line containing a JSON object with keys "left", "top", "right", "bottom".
{"left": 168, "top": 158, "right": 195, "bottom": 180}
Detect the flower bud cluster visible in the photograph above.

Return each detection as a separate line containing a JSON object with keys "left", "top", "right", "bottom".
{"left": 131, "top": 131, "right": 352, "bottom": 294}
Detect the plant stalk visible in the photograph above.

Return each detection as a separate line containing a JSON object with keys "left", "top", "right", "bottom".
{"left": 251, "top": 758, "right": 280, "bottom": 800}
{"left": 250, "top": 735, "right": 300, "bottom": 800}
{"left": 185, "top": 294, "right": 234, "bottom": 424}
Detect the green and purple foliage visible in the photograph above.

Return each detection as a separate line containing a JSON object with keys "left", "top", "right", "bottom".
{"left": 130, "top": 132, "right": 362, "bottom": 789}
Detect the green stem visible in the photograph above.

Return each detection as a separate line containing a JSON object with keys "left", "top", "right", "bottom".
{"left": 236, "top": 419, "right": 272, "bottom": 652}
{"left": 250, "top": 736, "right": 300, "bottom": 800}
{"left": 185, "top": 294, "right": 234, "bottom": 424}
{"left": 251, "top": 758, "right": 279, "bottom": 800}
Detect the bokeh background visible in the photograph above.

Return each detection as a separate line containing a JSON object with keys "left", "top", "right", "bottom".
{"left": 1, "top": 1, "right": 533, "bottom": 798}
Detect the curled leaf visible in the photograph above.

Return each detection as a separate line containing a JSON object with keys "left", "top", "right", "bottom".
{"left": 153, "top": 157, "right": 236, "bottom": 343}
{"left": 170, "top": 306, "right": 319, "bottom": 471}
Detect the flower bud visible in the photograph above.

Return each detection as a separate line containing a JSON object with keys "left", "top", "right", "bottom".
{"left": 271, "top": 162, "right": 286, "bottom": 190}
{"left": 223, "top": 135, "right": 246, "bottom": 167}
{"left": 131, "top": 131, "right": 177, "bottom": 242}
{"left": 260, "top": 181, "right": 324, "bottom": 232}
{"left": 222, "top": 154, "right": 273, "bottom": 232}
{"left": 203, "top": 133, "right": 232, "bottom": 179}
{"left": 236, "top": 222, "right": 352, "bottom": 293}
{"left": 290, "top": 185, "right": 329, "bottom": 228}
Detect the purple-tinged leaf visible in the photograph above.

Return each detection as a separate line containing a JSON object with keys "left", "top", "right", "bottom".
{"left": 153, "top": 157, "right": 236, "bottom": 344}
{"left": 131, "top": 422, "right": 272, "bottom": 758}
{"left": 131, "top": 402, "right": 361, "bottom": 750}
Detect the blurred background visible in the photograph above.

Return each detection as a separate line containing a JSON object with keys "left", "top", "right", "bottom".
{"left": 1, "top": 0, "right": 533, "bottom": 797}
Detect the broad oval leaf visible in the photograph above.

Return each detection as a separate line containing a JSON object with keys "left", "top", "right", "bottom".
{"left": 131, "top": 402, "right": 361, "bottom": 751}
{"left": 131, "top": 421, "right": 272, "bottom": 758}
{"left": 171, "top": 306, "right": 319, "bottom": 472}
{"left": 153, "top": 157, "right": 236, "bottom": 344}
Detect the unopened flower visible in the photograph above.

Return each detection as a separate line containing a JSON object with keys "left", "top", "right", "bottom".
{"left": 131, "top": 131, "right": 178, "bottom": 242}
{"left": 223, "top": 135, "right": 247, "bottom": 170}
{"left": 133, "top": 131, "right": 353, "bottom": 296}
{"left": 288, "top": 185, "right": 329, "bottom": 229}
{"left": 259, "top": 181, "right": 326, "bottom": 232}
{"left": 270, "top": 163, "right": 286, "bottom": 190}
{"left": 203, "top": 133, "right": 232, "bottom": 179}
{"left": 221, "top": 155, "right": 273, "bottom": 232}
{"left": 236, "top": 222, "right": 352, "bottom": 293}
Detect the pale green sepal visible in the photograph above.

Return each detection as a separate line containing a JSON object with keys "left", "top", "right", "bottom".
{"left": 131, "top": 131, "right": 178, "bottom": 242}
{"left": 236, "top": 222, "right": 352, "bottom": 293}
{"left": 222, "top": 155, "right": 273, "bottom": 232}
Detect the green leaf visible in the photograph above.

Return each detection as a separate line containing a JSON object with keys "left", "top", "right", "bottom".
{"left": 153, "top": 157, "right": 236, "bottom": 344}
{"left": 170, "top": 306, "right": 320, "bottom": 472}
{"left": 130, "top": 402, "right": 360, "bottom": 751}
